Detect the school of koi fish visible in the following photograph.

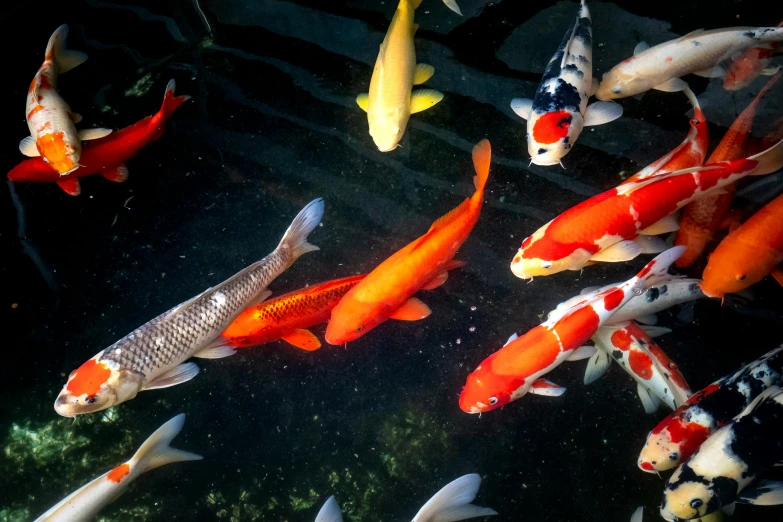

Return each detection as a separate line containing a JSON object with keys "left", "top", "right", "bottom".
{"left": 7, "top": 1, "right": 783, "bottom": 521}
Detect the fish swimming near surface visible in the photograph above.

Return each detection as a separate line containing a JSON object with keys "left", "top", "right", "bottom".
{"left": 21, "top": 25, "right": 112, "bottom": 174}
{"left": 53, "top": 199, "right": 324, "bottom": 417}
{"left": 596, "top": 26, "right": 783, "bottom": 100}
{"left": 660, "top": 385, "right": 783, "bottom": 521}
{"left": 723, "top": 21, "right": 783, "bottom": 91}
{"left": 312, "top": 474, "right": 496, "bottom": 522}
{"left": 509, "top": 137, "right": 783, "bottom": 280}
{"left": 10, "top": 79, "right": 189, "bottom": 195}
{"left": 356, "top": 0, "right": 443, "bottom": 152}
{"left": 459, "top": 246, "right": 685, "bottom": 414}
{"left": 325, "top": 140, "right": 490, "bottom": 345}
{"left": 700, "top": 191, "right": 783, "bottom": 300}
{"left": 638, "top": 345, "right": 783, "bottom": 473}
{"left": 586, "top": 320, "right": 692, "bottom": 413}
{"left": 675, "top": 72, "right": 782, "bottom": 268}
{"left": 511, "top": 0, "right": 622, "bottom": 166}
{"left": 33, "top": 414, "right": 201, "bottom": 522}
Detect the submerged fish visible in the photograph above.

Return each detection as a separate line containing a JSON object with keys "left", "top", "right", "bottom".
{"left": 21, "top": 25, "right": 111, "bottom": 174}
{"left": 660, "top": 386, "right": 783, "bottom": 521}
{"left": 313, "top": 474, "right": 496, "bottom": 522}
{"left": 459, "top": 247, "right": 685, "bottom": 414}
{"left": 54, "top": 199, "right": 324, "bottom": 417}
{"left": 675, "top": 72, "right": 782, "bottom": 268}
{"left": 700, "top": 191, "right": 783, "bottom": 299}
{"left": 34, "top": 414, "right": 200, "bottom": 522}
{"left": 511, "top": 0, "right": 622, "bottom": 166}
{"left": 596, "top": 26, "right": 783, "bottom": 100}
{"left": 10, "top": 80, "right": 189, "bottom": 195}
{"left": 356, "top": 0, "right": 443, "bottom": 151}
{"left": 638, "top": 346, "right": 783, "bottom": 473}
{"left": 723, "top": 21, "right": 783, "bottom": 91}
{"left": 325, "top": 140, "right": 490, "bottom": 345}
{"left": 509, "top": 138, "right": 783, "bottom": 279}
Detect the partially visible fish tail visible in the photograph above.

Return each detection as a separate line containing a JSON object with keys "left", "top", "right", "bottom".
{"left": 46, "top": 25, "right": 88, "bottom": 74}
{"left": 278, "top": 198, "right": 325, "bottom": 260}
{"left": 314, "top": 496, "right": 344, "bottom": 522}
{"left": 130, "top": 414, "right": 202, "bottom": 475}
{"left": 637, "top": 246, "right": 686, "bottom": 289}
{"left": 747, "top": 137, "right": 783, "bottom": 176}
{"left": 472, "top": 139, "right": 491, "bottom": 194}
{"left": 161, "top": 80, "right": 191, "bottom": 118}
{"left": 412, "top": 474, "right": 497, "bottom": 522}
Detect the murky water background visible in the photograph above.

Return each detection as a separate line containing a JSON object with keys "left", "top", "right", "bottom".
{"left": 3, "top": 1, "right": 783, "bottom": 521}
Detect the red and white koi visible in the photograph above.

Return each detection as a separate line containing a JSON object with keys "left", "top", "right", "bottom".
{"left": 596, "top": 26, "right": 783, "bottom": 100}
{"left": 33, "top": 414, "right": 200, "bottom": 522}
{"left": 586, "top": 321, "right": 692, "bottom": 413}
{"left": 723, "top": 21, "right": 783, "bottom": 91}
{"left": 511, "top": 0, "right": 622, "bottom": 166}
{"left": 638, "top": 346, "right": 783, "bottom": 473}
{"left": 20, "top": 25, "right": 111, "bottom": 174}
{"left": 509, "top": 138, "right": 783, "bottom": 279}
{"left": 459, "top": 246, "right": 685, "bottom": 414}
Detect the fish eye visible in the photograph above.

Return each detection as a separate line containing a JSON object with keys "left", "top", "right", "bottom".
{"left": 690, "top": 499, "right": 703, "bottom": 509}
{"left": 612, "top": 87, "right": 622, "bottom": 94}
{"left": 355, "top": 325, "right": 363, "bottom": 332}
{"left": 541, "top": 262, "right": 553, "bottom": 269}
{"left": 85, "top": 395, "right": 98, "bottom": 404}
{"left": 668, "top": 452, "right": 679, "bottom": 461}
{"left": 488, "top": 397, "right": 498, "bottom": 405}
{"left": 736, "top": 274, "right": 747, "bottom": 281}
{"left": 691, "top": 118, "right": 700, "bottom": 125}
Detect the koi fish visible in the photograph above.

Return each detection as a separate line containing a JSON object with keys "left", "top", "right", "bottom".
{"left": 621, "top": 88, "right": 708, "bottom": 185}
{"left": 509, "top": 137, "right": 783, "bottom": 279}
{"left": 34, "top": 414, "right": 200, "bottom": 522}
{"left": 312, "top": 474, "right": 496, "bottom": 522}
{"left": 442, "top": 0, "right": 462, "bottom": 16}
{"left": 325, "top": 140, "right": 490, "bottom": 345}
{"left": 723, "top": 21, "right": 783, "bottom": 91}
{"left": 20, "top": 25, "right": 112, "bottom": 174}
{"left": 356, "top": 0, "right": 443, "bottom": 152}
{"left": 660, "top": 386, "right": 783, "bottom": 521}
{"left": 638, "top": 346, "right": 783, "bottom": 473}
{"left": 675, "top": 72, "right": 782, "bottom": 268}
{"left": 54, "top": 199, "right": 324, "bottom": 417}
{"left": 596, "top": 26, "right": 783, "bottom": 100}
{"left": 700, "top": 191, "right": 783, "bottom": 299}
{"left": 511, "top": 0, "right": 622, "bottom": 166}
{"left": 459, "top": 246, "right": 685, "bottom": 414}
{"left": 9, "top": 80, "right": 189, "bottom": 196}
{"left": 586, "top": 321, "right": 692, "bottom": 413}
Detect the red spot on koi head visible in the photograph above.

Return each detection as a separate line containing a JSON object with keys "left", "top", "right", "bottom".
{"left": 107, "top": 463, "right": 130, "bottom": 483}
{"left": 665, "top": 56, "right": 673, "bottom": 63}
{"left": 610, "top": 329, "right": 633, "bottom": 351}
{"left": 532, "top": 111, "right": 572, "bottom": 145}
{"left": 67, "top": 358, "right": 111, "bottom": 397}
{"left": 602, "top": 289, "right": 624, "bottom": 311}
{"left": 640, "top": 461, "right": 655, "bottom": 471}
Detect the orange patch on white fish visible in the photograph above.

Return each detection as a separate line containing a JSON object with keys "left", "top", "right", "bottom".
{"left": 107, "top": 463, "right": 130, "bottom": 483}
{"left": 67, "top": 359, "right": 111, "bottom": 397}
{"left": 37, "top": 131, "right": 77, "bottom": 172}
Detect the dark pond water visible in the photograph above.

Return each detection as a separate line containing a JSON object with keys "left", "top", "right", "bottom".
{"left": 2, "top": 1, "right": 783, "bottom": 521}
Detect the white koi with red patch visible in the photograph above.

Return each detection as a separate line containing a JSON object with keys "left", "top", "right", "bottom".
{"left": 33, "top": 414, "right": 200, "bottom": 522}
{"left": 586, "top": 321, "right": 692, "bottom": 413}
{"left": 460, "top": 246, "right": 686, "bottom": 414}
{"left": 510, "top": 137, "right": 783, "bottom": 279}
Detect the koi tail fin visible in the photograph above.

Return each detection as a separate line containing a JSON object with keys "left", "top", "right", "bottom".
{"left": 46, "top": 25, "right": 88, "bottom": 74}
{"left": 747, "top": 137, "right": 783, "bottom": 176}
{"left": 472, "top": 139, "right": 491, "bottom": 194}
{"left": 412, "top": 474, "right": 497, "bottom": 522}
{"left": 278, "top": 198, "right": 325, "bottom": 260}
{"left": 314, "top": 496, "right": 344, "bottom": 522}
{"left": 636, "top": 246, "right": 686, "bottom": 288}
{"left": 161, "top": 79, "right": 192, "bottom": 117}
{"left": 630, "top": 506, "right": 644, "bottom": 522}
{"left": 129, "top": 414, "right": 202, "bottom": 475}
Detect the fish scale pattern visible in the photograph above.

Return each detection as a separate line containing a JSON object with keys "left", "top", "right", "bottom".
{"left": 262, "top": 279, "right": 360, "bottom": 322}
{"left": 99, "top": 248, "right": 292, "bottom": 378}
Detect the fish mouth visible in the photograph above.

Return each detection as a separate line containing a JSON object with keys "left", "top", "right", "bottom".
{"left": 53, "top": 395, "right": 77, "bottom": 418}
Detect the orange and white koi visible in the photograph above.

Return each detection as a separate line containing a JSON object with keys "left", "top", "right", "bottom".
{"left": 325, "top": 140, "right": 490, "bottom": 345}
{"left": 33, "top": 414, "right": 200, "bottom": 522}
{"left": 509, "top": 138, "right": 783, "bottom": 279}
{"left": 723, "top": 21, "right": 783, "bottom": 91}
{"left": 700, "top": 191, "right": 783, "bottom": 299}
{"left": 459, "top": 246, "right": 685, "bottom": 414}
{"left": 586, "top": 321, "right": 691, "bottom": 413}
{"left": 675, "top": 72, "right": 782, "bottom": 268}
{"left": 511, "top": 0, "right": 622, "bottom": 166}
{"left": 596, "top": 26, "right": 783, "bottom": 100}
{"left": 20, "top": 25, "right": 111, "bottom": 174}
{"left": 54, "top": 200, "right": 323, "bottom": 417}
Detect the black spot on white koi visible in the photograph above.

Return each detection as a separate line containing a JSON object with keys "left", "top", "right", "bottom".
{"left": 563, "top": 64, "right": 584, "bottom": 78}
{"left": 692, "top": 40, "right": 701, "bottom": 46}
{"left": 537, "top": 148, "right": 548, "bottom": 155}
{"left": 612, "top": 350, "right": 623, "bottom": 360}
{"left": 645, "top": 288, "right": 660, "bottom": 302}
{"left": 574, "top": 16, "right": 592, "bottom": 46}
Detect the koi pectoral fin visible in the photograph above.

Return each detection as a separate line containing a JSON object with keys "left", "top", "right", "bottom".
{"left": 142, "top": 362, "right": 199, "bottom": 391}
{"left": 19, "top": 136, "right": 41, "bottom": 157}
{"left": 79, "top": 128, "right": 113, "bottom": 141}
{"left": 281, "top": 329, "right": 322, "bottom": 351}
{"left": 652, "top": 77, "right": 689, "bottom": 93}
{"left": 589, "top": 77, "right": 599, "bottom": 97}
{"left": 583, "top": 101, "right": 623, "bottom": 127}
{"left": 420, "top": 270, "right": 449, "bottom": 290}
{"left": 70, "top": 112, "right": 83, "bottom": 124}
{"left": 510, "top": 98, "right": 533, "bottom": 120}
{"left": 410, "top": 89, "right": 444, "bottom": 114}
{"left": 589, "top": 240, "right": 641, "bottom": 262}
{"left": 633, "top": 41, "right": 649, "bottom": 55}
{"left": 639, "top": 214, "right": 680, "bottom": 235}
{"left": 389, "top": 297, "right": 431, "bottom": 320}
{"left": 414, "top": 63, "right": 435, "bottom": 85}
{"left": 566, "top": 345, "right": 597, "bottom": 362}
{"left": 529, "top": 379, "right": 565, "bottom": 397}
{"left": 637, "top": 382, "right": 661, "bottom": 414}
{"left": 771, "top": 268, "right": 783, "bottom": 289}
{"left": 356, "top": 93, "right": 369, "bottom": 112}
{"left": 583, "top": 350, "right": 610, "bottom": 385}
{"left": 192, "top": 341, "right": 237, "bottom": 359}
{"left": 762, "top": 65, "right": 782, "bottom": 76}
{"left": 100, "top": 164, "right": 129, "bottom": 183}
{"left": 56, "top": 178, "right": 81, "bottom": 196}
